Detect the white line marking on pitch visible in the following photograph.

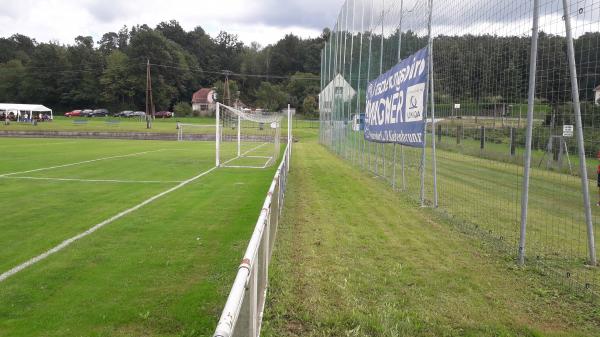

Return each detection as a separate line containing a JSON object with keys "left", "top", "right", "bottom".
{"left": 0, "top": 156, "right": 240, "bottom": 283}
{"left": 0, "top": 149, "right": 166, "bottom": 178}
{"left": 0, "top": 176, "right": 183, "bottom": 184}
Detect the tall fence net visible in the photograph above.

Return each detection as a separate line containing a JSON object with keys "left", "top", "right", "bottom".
{"left": 320, "top": 0, "right": 600, "bottom": 298}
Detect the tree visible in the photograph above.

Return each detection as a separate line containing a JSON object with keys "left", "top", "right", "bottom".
{"left": 256, "top": 82, "right": 288, "bottom": 111}
{"left": 286, "top": 72, "right": 320, "bottom": 113}
{"left": 0, "top": 59, "right": 25, "bottom": 102}
{"left": 98, "top": 32, "right": 119, "bottom": 55}
{"left": 174, "top": 102, "right": 192, "bottom": 116}
{"left": 100, "top": 50, "right": 135, "bottom": 109}
{"left": 302, "top": 95, "right": 317, "bottom": 115}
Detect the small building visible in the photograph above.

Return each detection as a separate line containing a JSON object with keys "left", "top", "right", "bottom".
{"left": 319, "top": 74, "right": 356, "bottom": 117}
{"left": 595, "top": 85, "right": 600, "bottom": 105}
{"left": 192, "top": 88, "right": 217, "bottom": 116}
{"left": 0, "top": 103, "right": 53, "bottom": 120}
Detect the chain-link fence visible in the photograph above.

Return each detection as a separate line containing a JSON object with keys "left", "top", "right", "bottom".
{"left": 320, "top": 0, "right": 600, "bottom": 298}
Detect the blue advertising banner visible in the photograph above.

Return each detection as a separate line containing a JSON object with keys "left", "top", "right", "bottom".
{"left": 364, "top": 47, "right": 429, "bottom": 147}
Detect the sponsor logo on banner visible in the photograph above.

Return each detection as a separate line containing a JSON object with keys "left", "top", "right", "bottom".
{"left": 364, "top": 47, "right": 428, "bottom": 147}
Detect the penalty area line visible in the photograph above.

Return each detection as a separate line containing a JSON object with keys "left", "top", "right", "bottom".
{"left": 0, "top": 149, "right": 166, "bottom": 178}
{"left": 0, "top": 176, "right": 183, "bottom": 184}
{"left": 0, "top": 164, "right": 218, "bottom": 283}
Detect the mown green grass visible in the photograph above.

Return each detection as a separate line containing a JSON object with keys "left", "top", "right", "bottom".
{"left": 263, "top": 139, "right": 600, "bottom": 337}
{"left": 0, "top": 137, "right": 279, "bottom": 336}
{"left": 340, "top": 128, "right": 600, "bottom": 288}
{"left": 1, "top": 116, "right": 316, "bottom": 136}
{"left": 1, "top": 117, "right": 211, "bottom": 134}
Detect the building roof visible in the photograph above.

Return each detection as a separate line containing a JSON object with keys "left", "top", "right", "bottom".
{"left": 319, "top": 74, "right": 357, "bottom": 101}
{"left": 192, "top": 88, "right": 215, "bottom": 104}
{"left": 0, "top": 103, "right": 52, "bottom": 112}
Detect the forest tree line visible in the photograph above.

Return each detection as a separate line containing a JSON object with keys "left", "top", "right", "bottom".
{"left": 2, "top": 21, "right": 600, "bottom": 123}
{"left": 0, "top": 21, "right": 328, "bottom": 115}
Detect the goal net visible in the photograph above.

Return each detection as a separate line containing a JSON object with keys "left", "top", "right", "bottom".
{"left": 177, "top": 123, "right": 214, "bottom": 141}
{"left": 216, "top": 103, "right": 282, "bottom": 169}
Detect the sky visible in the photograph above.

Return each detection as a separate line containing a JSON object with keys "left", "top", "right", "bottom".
{"left": 0, "top": 0, "right": 341, "bottom": 47}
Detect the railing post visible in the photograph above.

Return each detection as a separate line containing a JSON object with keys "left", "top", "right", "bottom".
{"left": 249, "top": 260, "right": 258, "bottom": 337}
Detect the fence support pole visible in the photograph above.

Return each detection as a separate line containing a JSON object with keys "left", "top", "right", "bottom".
{"left": 357, "top": 0, "right": 366, "bottom": 171}
{"left": 510, "top": 127, "right": 516, "bottom": 157}
{"left": 398, "top": 0, "right": 406, "bottom": 192}
{"left": 480, "top": 125, "right": 485, "bottom": 150}
{"left": 392, "top": 144, "right": 397, "bottom": 190}
{"left": 561, "top": 0, "right": 597, "bottom": 266}
{"left": 421, "top": 0, "right": 433, "bottom": 207}
{"left": 428, "top": 0, "right": 438, "bottom": 208}
{"left": 288, "top": 104, "right": 292, "bottom": 166}
{"left": 519, "top": 0, "right": 540, "bottom": 265}
{"left": 401, "top": 145, "right": 406, "bottom": 190}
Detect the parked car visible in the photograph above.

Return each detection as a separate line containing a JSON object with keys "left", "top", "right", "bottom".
{"left": 115, "top": 110, "right": 132, "bottom": 117}
{"left": 128, "top": 111, "right": 146, "bottom": 118}
{"left": 90, "top": 109, "right": 109, "bottom": 117}
{"left": 155, "top": 111, "right": 173, "bottom": 118}
{"left": 81, "top": 109, "right": 94, "bottom": 117}
{"left": 65, "top": 110, "right": 82, "bottom": 117}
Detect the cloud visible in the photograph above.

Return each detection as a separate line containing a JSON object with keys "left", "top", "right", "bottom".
{"left": 0, "top": 0, "right": 340, "bottom": 46}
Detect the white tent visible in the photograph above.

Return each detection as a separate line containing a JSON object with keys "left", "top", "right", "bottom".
{"left": 0, "top": 103, "right": 53, "bottom": 120}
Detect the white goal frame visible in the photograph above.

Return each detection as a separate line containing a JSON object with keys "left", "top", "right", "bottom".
{"left": 216, "top": 102, "right": 283, "bottom": 169}
{"left": 177, "top": 123, "right": 214, "bottom": 141}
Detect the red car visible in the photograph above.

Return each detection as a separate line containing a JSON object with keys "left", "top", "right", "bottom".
{"left": 155, "top": 111, "right": 173, "bottom": 118}
{"left": 64, "top": 110, "right": 82, "bottom": 117}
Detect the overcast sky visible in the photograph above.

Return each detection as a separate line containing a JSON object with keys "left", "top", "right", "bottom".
{"left": 0, "top": 0, "right": 341, "bottom": 47}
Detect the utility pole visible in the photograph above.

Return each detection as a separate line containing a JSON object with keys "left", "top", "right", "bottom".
{"left": 222, "top": 70, "right": 232, "bottom": 107}
{"left": 145, "top": 59, "right": 154, "bottom": 129}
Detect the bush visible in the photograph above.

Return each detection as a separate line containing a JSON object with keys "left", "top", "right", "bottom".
{"left": 174, "top": 102, "right": 192, "bottom": 117}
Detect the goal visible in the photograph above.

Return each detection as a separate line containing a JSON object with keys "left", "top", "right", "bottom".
{"left": 177, "top": 123, "right": 214, "bottom": 141}
{"left": 216, "top": 103, "right": 282, "bottom": 169}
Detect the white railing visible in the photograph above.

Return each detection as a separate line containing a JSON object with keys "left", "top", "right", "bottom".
{"left": 213, "top": 109, "right": 292, "bottom": 337}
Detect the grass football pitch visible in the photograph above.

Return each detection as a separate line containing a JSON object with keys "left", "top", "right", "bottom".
{"left": 0, "top": 137, "right": 279, "bottom": 336}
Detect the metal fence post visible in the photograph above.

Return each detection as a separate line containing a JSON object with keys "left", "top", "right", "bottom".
{"left": 510, "top": 127, "right": 516, "bottom": 157}
{"left": 519, "top": 0, "right": 540, "bottom": 265}
{"left": 561, "top": 0, "right": 597, "bottom": 266}
{"left": 429, "top": 0, "right": 438, "bottom": 208}
{"left": 349, "top": 0, "right": 356, "bottom": 166}
{"left": 357, "top": 0, "right": 366, "bottom": 170}
{"left": 421, "top": 0, "right": 434, "bottom": 207}
{"left": 398, "top": 0, "right": 406, "bottom": 192}
{"left": 392, "top": 143, "right": 397, "bottom": 190}
{"left": 480, "top": 125, "right": 485, "bottom": 150}
{"left": 366, "top": 0, "right": 374, "bottom": 173}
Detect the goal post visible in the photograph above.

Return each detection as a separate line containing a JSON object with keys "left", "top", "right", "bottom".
{"left": 177, "top": 103, "right": 285, "bottom": 169}
{"left": 216, "top": 102, "right": 282, "bottom": 169}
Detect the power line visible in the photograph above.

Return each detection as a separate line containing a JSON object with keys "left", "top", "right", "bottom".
{"left": 0, "top": 59, "right": 320, "bottom": 81}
